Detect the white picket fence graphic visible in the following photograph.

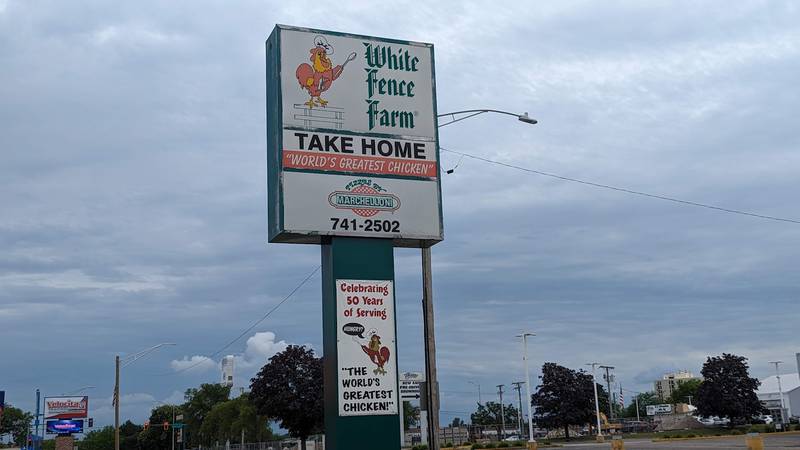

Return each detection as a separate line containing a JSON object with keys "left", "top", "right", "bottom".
{"left": 293, "top": 103, "right": 344, "bottom": 129}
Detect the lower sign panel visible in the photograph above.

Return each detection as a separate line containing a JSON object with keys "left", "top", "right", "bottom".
{"left": 281, "top": 171, "right": 442, "bottom": 245}
{"left": 336, "top": 279, "right": 398, "bottom": 416}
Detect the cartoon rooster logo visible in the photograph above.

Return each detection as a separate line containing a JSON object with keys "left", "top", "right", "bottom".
{"left": 356, "top": 331, "right": 391, "bottom": 375}
{"left": 295, "top": 35, "right": 356, "bottom": 109}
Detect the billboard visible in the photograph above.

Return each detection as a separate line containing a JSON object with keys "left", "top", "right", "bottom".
{"left": 46, "top": 419, "right": 84, "bottom": 434}
{"left": 266, "top": 25, "right": 443, "bottom": 247}
{"left": 44, "top": 396, "right": 88, "bottom": 419}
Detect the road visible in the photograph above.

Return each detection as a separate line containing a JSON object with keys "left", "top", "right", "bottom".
{"left": 559, "top": 433, "right": 800, "bottom": 449}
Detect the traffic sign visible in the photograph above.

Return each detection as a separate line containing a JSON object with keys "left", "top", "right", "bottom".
{"left": 400, "top": 371, "right": 424, "bottom": 400}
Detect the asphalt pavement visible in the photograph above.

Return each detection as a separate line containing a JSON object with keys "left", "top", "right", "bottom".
{"left": 558, "top": 433, "right": 800, "bottom": 449}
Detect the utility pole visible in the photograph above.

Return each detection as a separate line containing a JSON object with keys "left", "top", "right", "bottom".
{"left": 497, "top": 384, "right": 506, "bottom": 441}
{"left": 635, "top": 394, "right": 640, "bottom": 422}
{"left": 172, "top": 406, "right": 176, "bottom": 450}
{"left": 587, "top": 363, "right": 602, "bottom": 440}
{"left": 34, "top": 388, "right": 40, "bottom": 450}
{"left": 512, "top": 382, "right": 524, "bottom": 438}
{"left": 115, "top": 355, "right": 120, "bottom": 450}
{"left": 769, "top": 361, "right": 786, "bottom": 425}
{"left": 599, "top": 365, "right": 615, "bottom": 419}
{"left": 422, "top": 247, "right": 440, "bottom": 450}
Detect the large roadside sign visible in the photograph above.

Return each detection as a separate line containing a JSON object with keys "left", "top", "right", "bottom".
{"left": 266, "top": 25, "right": 443, "bottom": 247}
{"left": 44, "top": 396, "right": 88, "bottom": 420}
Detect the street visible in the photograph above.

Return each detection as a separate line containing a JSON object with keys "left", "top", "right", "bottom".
{"left": 560, "top": 434, "right": 800, "bottom": 449}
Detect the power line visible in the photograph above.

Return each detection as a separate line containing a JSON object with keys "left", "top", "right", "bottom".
{"left": 441, "top": 147, "right": 800, "bottom": 225}
{"left": 166, "top": 265, "right": 321, "bottom": 375}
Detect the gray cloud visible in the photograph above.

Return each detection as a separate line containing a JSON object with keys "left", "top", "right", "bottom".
{"left": 1, "top": 0, "right": 798, "bottom": 428}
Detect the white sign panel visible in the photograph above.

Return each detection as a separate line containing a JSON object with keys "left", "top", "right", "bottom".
{"left": 400, "top": 372, "right": 424, "bottom": 400}
{"left": 267, "top": 25, "right": 443, "bottom": 247}
{"left": 279, "top": 29, "right": 436, "bottom": 139}
{"left": 646, "top": 404, "right": 673, "bottom": 416}
{"left": 44, "top": 396, "right": 89, "bottom": 419}
{"left": 336, "top": 279, "right": 398, "bottom": 416}
{"left": 283, "top": 171, "right": 440, "bottom": 239}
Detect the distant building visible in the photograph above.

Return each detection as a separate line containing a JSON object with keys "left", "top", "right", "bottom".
{"left": 654, "top": 371, "right": 700, "bottom": 400}
{"left": 757, "top": 354, "right": 800, "bottom": 420}
{"left": 221, "top": 355, "right": 235, "bottom": 387}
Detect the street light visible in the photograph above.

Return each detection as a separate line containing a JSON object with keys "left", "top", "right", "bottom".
{"left": 417, "top": 108, "right": 536, "bottom": 450}
{"left": 468, "top": 381, "right": 482, "bottom": 405}
{"left": 438, "top": 109, "right": 538, "bottom": 128}
{"left": 516, "top": 332, "right": 536, "bottom": 447}
{"left": 769, "top": 361, "right": 786, "bottom": 425}
{"left": 115, "top": 343, "right": 176, "bottom": 450}
{"left": 586, "top": 363, "right": 603, "bottom": 441}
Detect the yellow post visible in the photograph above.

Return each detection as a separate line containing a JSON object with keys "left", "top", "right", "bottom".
{"left": 745, "top": 433, "right": 764, "bottom": 450}
{"left": 526, "top": 442, "right": 538, "bottom": 450}
{"left": 610, "top": 438, "right": 625, "bottom": 450}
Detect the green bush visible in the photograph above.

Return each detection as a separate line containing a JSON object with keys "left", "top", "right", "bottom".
{"left": 686, "top": 433, "right": 696, "bottom": 438}
{"left": 442, "top": 443, "right": 453, "bottom": 448}
{"left": 497, "top": 443, "right": 510, "bottom": 448}
{"left": 470, "top": 444, "right": 484, "bottom": 450}
{"left": 483, "top": 443, "right": 496, "bottom": 449}
{"left": 412, "top": 445, "right": 429, "bottom": 450}
{"left": 730, "top": 429, "right": 744, "bottom": 435}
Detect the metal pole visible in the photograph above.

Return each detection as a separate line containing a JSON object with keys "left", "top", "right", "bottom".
{"left": 34, "top": 388, "right": 40, "bottom": 450}
{"left": 512, "top": 382, "right": 524, "bottom": 438}
{"left": 635, "top": 394, "right": 640, "bottom": 422}
{"left": 770, "top": 361, "right": 786, "bottom": 424}
{"left": 588, "top": 363, "right": 602, "bottom": 438}
{"left": 422, "top": 247, "right": 440, "bottom": 450}
{"left": 115, "top": 355, "right": 120, "bottom": 450}
{"left": 497, "top": 385, "right": 505, "bottom": 441}
{"left": 172, "top": 406, "right": 176, "bottom": 450}
{"left": 520, "top": 333, "right": 535, "bottom": 444}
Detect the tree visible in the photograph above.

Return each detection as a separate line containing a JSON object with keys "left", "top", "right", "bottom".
{"left": 530, "top": 363, "right": 609, "bottom": 440}
{"left": 451, "top": 417, "right": 465, "bottom": 428}
{"left": 623, "top": 391, "right": 660, "bottom": 419}
{"left": 668, "top": 378, "right": 702, "bottom": 405}
{"left": 470, "top": 401, "right": 519, "bottom": 436}
{"left": 695, "top": 353, "right": 764, "bottom": 423}
{"left": 250, "top": 345, "right": 323, "bottom": 450}
{"left": 79, "top": 426, "right": 115, "bottom": 450}
{"left": 138, "top": 405, "right": 179, "bottom": 450}
{"left": 183, "top": 383, "right": 231, "bottom": 447}
{"left": 199, "top": 395, "right": 274, "bottom": 445}
{"left": 0, "top": 405, "right": 32, "bottom": 446}
{"left": 403, "top": 401, "right": 420, "bottom": 429}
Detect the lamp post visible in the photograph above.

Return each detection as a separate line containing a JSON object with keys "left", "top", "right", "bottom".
{"left": 468, "top": 381, "right": 482, "bottom": 405}
{"left": 115, "top": 343, "right": 176, "bottom": 450}
{"left": 424, "top": 109, "right": 536, "bottom": 450}
{"left": 586, "top": 363, "right": 602, "bottom": 440}
{"left": 516, "top": 332, "right": 536, "bottom": 446}
{"left": 769, "top": 361, "right": 786, "bottom": 425}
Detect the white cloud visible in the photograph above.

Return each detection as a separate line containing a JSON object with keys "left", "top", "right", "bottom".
{"left": 170, "top": 355, "right": 217, "bottom": 373}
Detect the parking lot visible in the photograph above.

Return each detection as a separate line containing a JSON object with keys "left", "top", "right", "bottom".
{"left": 560, "top": 433, "right": 800, "bottom": 449}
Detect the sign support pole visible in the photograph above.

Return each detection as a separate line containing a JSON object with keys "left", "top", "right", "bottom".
{"left": 322, "top": 237, "right": 401, "bottom": 450}
{"left": 422, "top": 247, "right": 440, "bottom": 450}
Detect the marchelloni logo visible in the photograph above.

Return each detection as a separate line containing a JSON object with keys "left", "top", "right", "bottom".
{"left": 328, "top": 179, "right": 400, "bottom": 217}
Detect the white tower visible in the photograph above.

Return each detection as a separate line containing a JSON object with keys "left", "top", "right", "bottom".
{"left": 221, "top": 355, "right": 235, "bottom": 387}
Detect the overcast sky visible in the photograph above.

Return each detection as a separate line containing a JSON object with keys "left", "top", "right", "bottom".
{"left": 2, "top": 0, "right": 799, "bottom": 430}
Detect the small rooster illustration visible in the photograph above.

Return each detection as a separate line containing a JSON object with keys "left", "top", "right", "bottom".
{"left": 295, "top": 35, "right": 356, "bottom": 108}
{"left": 356, "top": 332, "right": 391, "bottom": 375}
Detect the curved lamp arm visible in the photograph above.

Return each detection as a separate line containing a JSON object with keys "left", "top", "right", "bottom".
{"left": 437, "top": 109, "right": 537, "bottom": 128}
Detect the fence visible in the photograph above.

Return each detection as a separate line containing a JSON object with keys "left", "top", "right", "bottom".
{"left": 192, "top": 440, "right": 322, "bottom": 450}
